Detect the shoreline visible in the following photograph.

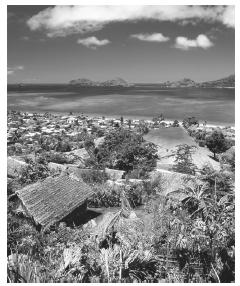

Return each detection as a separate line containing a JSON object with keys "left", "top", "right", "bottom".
{"left": 8, "top": 109, "right": 235, "bottom": 129}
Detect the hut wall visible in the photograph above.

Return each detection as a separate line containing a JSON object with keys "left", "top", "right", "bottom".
{"left": 61, "top": 201, "right": 88, "bottom": 226}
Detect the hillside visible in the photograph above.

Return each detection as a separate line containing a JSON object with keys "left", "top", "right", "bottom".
{"left": 159, "top": 75, "right": 235, "bottom": 88}
{"left": 69, "top": 77, "right": 133, "bottom": 87}
{"left": 199, "top": 74, "right": 235, "bottom": 88}
{"left": 160, "top": 78, "right": 197, "bottom": 88}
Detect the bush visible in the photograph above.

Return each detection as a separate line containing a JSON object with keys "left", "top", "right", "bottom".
{"left": 88, "top": 184, "right": 122, "bottom": 207}
{"left": 182, "top": 117, "right": 199, "bottom": 128}
{"left": 88, "top": 180, "right": 154, "bottom": 208}
{"left": 94, "top": 128, "right": 158, "bottom": 173}
{"left": 198, "top": 139, "right": 206, "bottom": 147}
{"left": 81, "top": 169, "right": 109, "bottom": 185}
{"left": 125, "top": 168, "right": 149, "bottom": 180}
{"left": 206, "top": 131, "right": 229, "bottom": 159}
{"left": 172, "top": 120, "right": 179, "bottom": 127}
{"left": 18, "top": 158, "right": 51, "bottom": 185}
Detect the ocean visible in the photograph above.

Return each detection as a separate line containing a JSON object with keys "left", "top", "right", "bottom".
{"left": 7, "top": 85, "right": 235, "bottom": 125}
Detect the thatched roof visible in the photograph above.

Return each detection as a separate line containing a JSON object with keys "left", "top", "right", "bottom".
{"left": 48, "top": 162, "right": 67, "bottom": 172}
{"left": 65, "top": 167, "right": 99, "bottom": 180}
{"left": 16, "top": 175, "right": 94, "bottom": 228}
{"left": 105, "top": 168, "right": 125, "bottom": 180}
{"left": 65, "top": 148, "right": 90, "bottom": 160}
{"left": 7, "top": 157, "right": 27, "bottom": 178}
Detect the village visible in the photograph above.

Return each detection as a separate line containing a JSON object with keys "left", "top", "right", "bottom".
{"left": 7, "top": 110, "right": 235, "bottom": 283}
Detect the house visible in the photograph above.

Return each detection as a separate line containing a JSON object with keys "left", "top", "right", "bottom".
{"left": 16, "top": 174, "right": 95, "bottom": 230}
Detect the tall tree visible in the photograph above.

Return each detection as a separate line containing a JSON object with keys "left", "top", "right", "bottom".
{"left": 173, "top": 144, "right": 197, "bottom": 175}
{"left": 206, "top": 131, "right": 228, "bottom": 159}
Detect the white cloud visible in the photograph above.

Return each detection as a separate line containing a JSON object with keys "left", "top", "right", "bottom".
{"left": 77, "top": 36, "right": 110, "bottom": 49}
{"left": 130, "top": 33, "right": 169, "bottom": 42}
{"left": 7, "top": 70, "right": 14, "bottom": 75}
{"left": 7, "top": 65, "right": 24, "bottom": 75}
{"left": 221, "top": 6, "right": 235, "bottom": 28}
{"left": 22, "top": 36, "right": 30, "bottom": 41}
{"left": 175, "top": 34, "right": 214, "bottom": 50}
{"left": 27, "top": 6, "right": 235, "bottom": 37}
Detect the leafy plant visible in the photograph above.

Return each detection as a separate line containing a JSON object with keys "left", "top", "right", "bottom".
{"left": 173, "top": 144, "right": 197, "bottom": 175}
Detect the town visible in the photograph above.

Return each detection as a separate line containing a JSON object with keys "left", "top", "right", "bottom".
{"left": 7, "top": 110, "right": 235, "bottom": 283}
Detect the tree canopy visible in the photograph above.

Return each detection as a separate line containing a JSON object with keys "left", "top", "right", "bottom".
{"left": 173, "top": 144, "right": 197, "bottom": 175}
{"left": 206, "top": 130, "right": 229, "bottom": 159}
{"left": 94, "top": 128, "right": 158, "bottom": 172}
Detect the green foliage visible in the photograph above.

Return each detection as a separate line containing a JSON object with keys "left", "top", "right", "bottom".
{"left": 94, "top": 128, "right": 158, "bottom": 172}
{"left": 219, "top": 146, "right": 235, "bottom": 172}
{"left": 88, "top": 181, "right": 154, "bottom": 208}
{"left": 182, "top": 117, "right": 199, "bottom": 128}
{"left": 164, "top": 166, "right": 235, "bottom": 282}
{"left": 206, "top": 130, "right": 229, "bottom": 158}
{"left": 38, "top": 152, "right": 77, "bottom": 165}
{"left": 81, "top": 170, "right": 109, "bottom": 185}
{"left": 18, "top": 158, "right": 51, "bottom": 185}
{"left": 55, "top": 138, "right": 72, "bottom": 152}
{"left": 172, "top": 120, "right": 179, "bottom": 127}
{"left": 152, "top": 113, "right": 164, "bottom": 122}
{"left": 89, "top": 184, "right": 122, "bottom": 207}
{"left": 173, "top": 144, "right": 197, "bottom": 175}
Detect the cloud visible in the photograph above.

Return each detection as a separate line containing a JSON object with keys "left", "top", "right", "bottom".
{"left": 221, "top": 6, "right": 235, "bottom": 28}
{"left": 8, "top": 65, "right": 24, "bottom": 75}
{"left": 7, "top": 12, "right": 15, "bottom": 19}
{"left": 175, "top": 34, "right": 214, "bottom": 50}
{"left": 27, "top": 5, "right": 235, "bottom": 37}
{"left": 77, "top": 36, "right": 110, "bottom": 49}
{"left": 22, "top": 36, "right": 30, "bottom": 41}
{"left": 130, "top": 33, "right": 169, "bottom": 42}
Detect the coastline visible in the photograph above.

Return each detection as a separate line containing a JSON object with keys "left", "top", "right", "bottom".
{"left": 8, "top": 109, "right": 235, "bottom": 129}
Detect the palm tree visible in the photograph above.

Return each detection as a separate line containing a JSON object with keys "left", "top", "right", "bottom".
{"left": 168, "top": 179, "right": 213, "bottom": 220}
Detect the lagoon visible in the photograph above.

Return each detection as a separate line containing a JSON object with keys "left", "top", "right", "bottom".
{"left": 7, "top": 86, "right": 235, "bottom": 125}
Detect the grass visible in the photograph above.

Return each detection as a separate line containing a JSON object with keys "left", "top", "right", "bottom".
{"left": 144, "top": 127, "right": 220, "bottom": 170}
{"left": 144, "top": 127, "right": 196, "bottom": 149}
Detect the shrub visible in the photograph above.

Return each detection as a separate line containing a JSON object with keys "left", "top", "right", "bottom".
{"left": 172, "top": 120, "right": 179, "bottom": 127}
{"left": 18, "top": 158, "right": 51, "bottom": 185}
{"left": 94, "top": 128, "right": 158, "bottom": 173}
{"left": 182, "top": 117, "right": 199, "bottom": 128}
{"left": 81, "top": 169, "right": 109, "bottom": 185}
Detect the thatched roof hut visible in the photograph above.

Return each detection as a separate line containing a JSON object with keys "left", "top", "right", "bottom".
{"left": 16, "top": 174, "right": 94, "bottom": 229}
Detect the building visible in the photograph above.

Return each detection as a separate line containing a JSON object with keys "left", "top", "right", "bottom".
{"left": 16, "top": 174, "right": 94, "bottom": 230}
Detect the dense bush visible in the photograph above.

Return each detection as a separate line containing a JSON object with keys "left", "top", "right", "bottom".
{"left": 172, "top": 120, "right": 179, "bottom": 127}
{"left": 81, "top": 169, "right": 109, "bottom": 185}
{"left": 94, "top": 128, "right": 158, "bottom": 173}
{"left": 88, "top": 181, "right": 154, "bottom": 208}
{"left": 18, "top": 158, "right": 51, "bottom": 186}
{"left": 182, "top": 117, "right": 199, "bottom": 128}
{"left": 37, "top": 152, "right": 77, "bottom": 165}
{"left": 8, "top": 163, "right": 235, "bottom": 283}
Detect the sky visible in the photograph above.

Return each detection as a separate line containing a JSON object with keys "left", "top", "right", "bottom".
{"left": 7, "top": 5, "right": 235, "bottom": 84}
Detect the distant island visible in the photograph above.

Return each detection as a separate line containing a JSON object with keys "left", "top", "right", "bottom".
{"left": 159, "top": 74, "right": 235, "bottom": 88}
{"left": 198, "top": 74, "right": 235, "bottom": 88}
{"left": 69, "top": 77, "right": 133, "bottom": 87}
{"left": 7, "top": 74, "right": 234, "bottom": 91}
